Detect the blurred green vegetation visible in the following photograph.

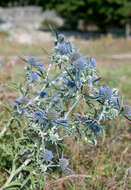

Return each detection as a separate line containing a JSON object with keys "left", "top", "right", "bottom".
{"left": 1, "top": 0, "right": 131, "bottom": 33}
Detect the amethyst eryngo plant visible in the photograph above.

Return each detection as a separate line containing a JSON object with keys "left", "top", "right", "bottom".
{"left": 0, "top": 33, "right": 131, "bottom": 190}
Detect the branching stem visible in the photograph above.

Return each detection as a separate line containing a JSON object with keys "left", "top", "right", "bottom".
{"left": 64, "top": 95, "right": 81, "bottom": 119}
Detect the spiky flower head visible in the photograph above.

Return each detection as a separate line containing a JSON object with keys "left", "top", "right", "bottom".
{"left": 70, "top": 51, "right": 81, "bottom": 62}
{"left": 90, "top": 123, "right": 100, "bottom": 135}
{"left": 122, "top": 105, "right": 131, "bottom": 117}
{"left": 59, "top": 158, "right": 69, "bottom": 171}
{"left": 27, "top": 56, "right": 38, "bottom": 66}
{"left": 56, "top": 42, "right": 72, "bottom": 55}
{"left": 41, "top": 149, "right": 53, "bottom": 163}
{"left": 34, "top": 62, "right": 44, "bottom": 72}
{"left": 14, "top": 96, "right": 29, "bottom": 106}
{"left": 57, "top": 33, "right": 66, "bottom": 42}
{"left": 27, "top": 72, "right": 39, "bottom": 83}
{"left": 34, "top": 111, "right": 46, "bottom": 124}
{"left": 74, "top": 57, "right": 86, "bottom": 70}
{"left": 98, "top": 87, "right": 112, "bottom": 101}
{"left": 39, "top": 91, "right": 48, "bottom": 98}
{"left": 89, "top": 58, "right": 96, "bottom": 67}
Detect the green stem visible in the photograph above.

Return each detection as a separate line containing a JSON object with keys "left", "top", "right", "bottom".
{"left": 0, "top": 118, "right": 14, "bottom": 137}
{"left": 64, "top": 95, "right": 81, "bottom": 119}
{"left": 0, "top": 159, "right": 31, "bottom": 190}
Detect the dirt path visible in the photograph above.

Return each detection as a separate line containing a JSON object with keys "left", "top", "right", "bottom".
{"left": 110, "top": 54, "right": 131, "bottom": 59}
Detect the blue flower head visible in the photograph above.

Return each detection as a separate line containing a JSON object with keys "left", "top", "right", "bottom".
{"left": 56, "top": 42, "right": 72, "bottom": 55}
{"left": 111, "top": 97, "right": 118, "bottom": 107}
{"left": 35, "top": 62, "right": 44, "bottom": 72}
{"left": 39, "top": 91, "right": 48, "bottom": 98}
{"left": 90, "top": 123, "right": 100, "bottom": 135}
{"left": 26, "top": 56, "right": 44, "bottom": 72}
{"left": 70, "top": 51, "right": 81, "bottom": 62}
{"left": 34, "top": 111, "right": 46, "bottom": 124}
{"left": 28, "top": 72, "right": 39, "bottom": 83}
{"left": 41, "top": 149, "right": 53, "bottom": 163}
{"left": 62, "top": 79, "right": 76, "bottom": 89}
{"left": 13, "top": 97, "right": 29, "bottom": 116}
{"left": 122, "top": 105, "right": 131, "bottom": 117}
{"left": 90, "top": 58, "right": 96, "bottom": 67}
{"left": 74, "top": 57, "right": 86, "bottom": 70}
{"left": 14, "top": 97, "right": 29, "bottom": 107}
{"left": 57, "top": 33, "right": 66, "bottom": 42}
{"left": 67, "top": 80, "right": 76, "bottom": 88}
{"left": 14, "top": 98, "right": 22, "bottom": 107}
{"left": 59, "top": 158, "right": 69, "bottom": 171}
{"left": 118, "top": 97, "right": 131, "bottom": 120}
{"left": 98, "top": 87, "right": 112, "bottom": 101}
{"left": 34, "top": 111, "right": 45, "bottom": 118}
{"left": 27, "top": 56, "right": 38, "bottom": 66}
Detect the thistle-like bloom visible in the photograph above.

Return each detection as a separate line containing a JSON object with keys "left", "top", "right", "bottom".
{"left": 41, "top": 149, "right": 53, "bottom": 163}
{"left": 67, "top": 80, "right": 76, "bottom": 88}
{"left": 90, "top": 123, "right": 100, "bottom": 135}
{"left": 39, "top": 91, "right": 48, "bottom": 98}
{"left": 34, "top": 62, "right": 44, "bottom": 72}
{"left": 111, "top": 97, "right": 118, "bottom": 107}
{"left": 14, "top": 96, "right": 29, "bottom": 108}
{"left": 89, "top": 58, "right": 96, "bottom": 67}
{"left": 27, "top": 56, "right": 38, "bottom": 66}
{"left": 56, "top": 42, "right": 72, "bottom": 55}
{"left": 26, "top": 56, "right": 44, "bottom": 72}
{"left": 118, "top": 97, "right": 131, "bottom": 120}
{"left": 98, "top": 87, "right": 113, "bottom": 101}
{"left": 13, "top": 97, "right": 29, "bottom": 117}
{"left": 70, "top": 51, "right": 81, "bottom": 62}
{"left": 122, "top": 105, "right": 131, "bottom": 117}
{"left": 59, "top": 158, "right": 69, "bottom": 171}
{"left": 28, "top": 72, "right": 39, "bottom": 83}
{"left": 62, "top": 76, "right": 76, "bottom": 89}
{"left": 74, "top": 57, "right": 86, "bottom": 70}
{"left": 34, "top": 111, "right": 46, "bottom": 124}
{"left": 57, "top": 33, "right": 66, "bottom": 42}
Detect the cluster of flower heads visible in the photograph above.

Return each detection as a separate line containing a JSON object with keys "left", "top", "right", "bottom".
{"left": 13, "top": 32, "right": 131, "bottom": 177}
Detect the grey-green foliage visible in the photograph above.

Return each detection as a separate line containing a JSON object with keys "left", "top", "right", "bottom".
{"left": 0, "top": 32, "right": 130, "bottom": 190}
